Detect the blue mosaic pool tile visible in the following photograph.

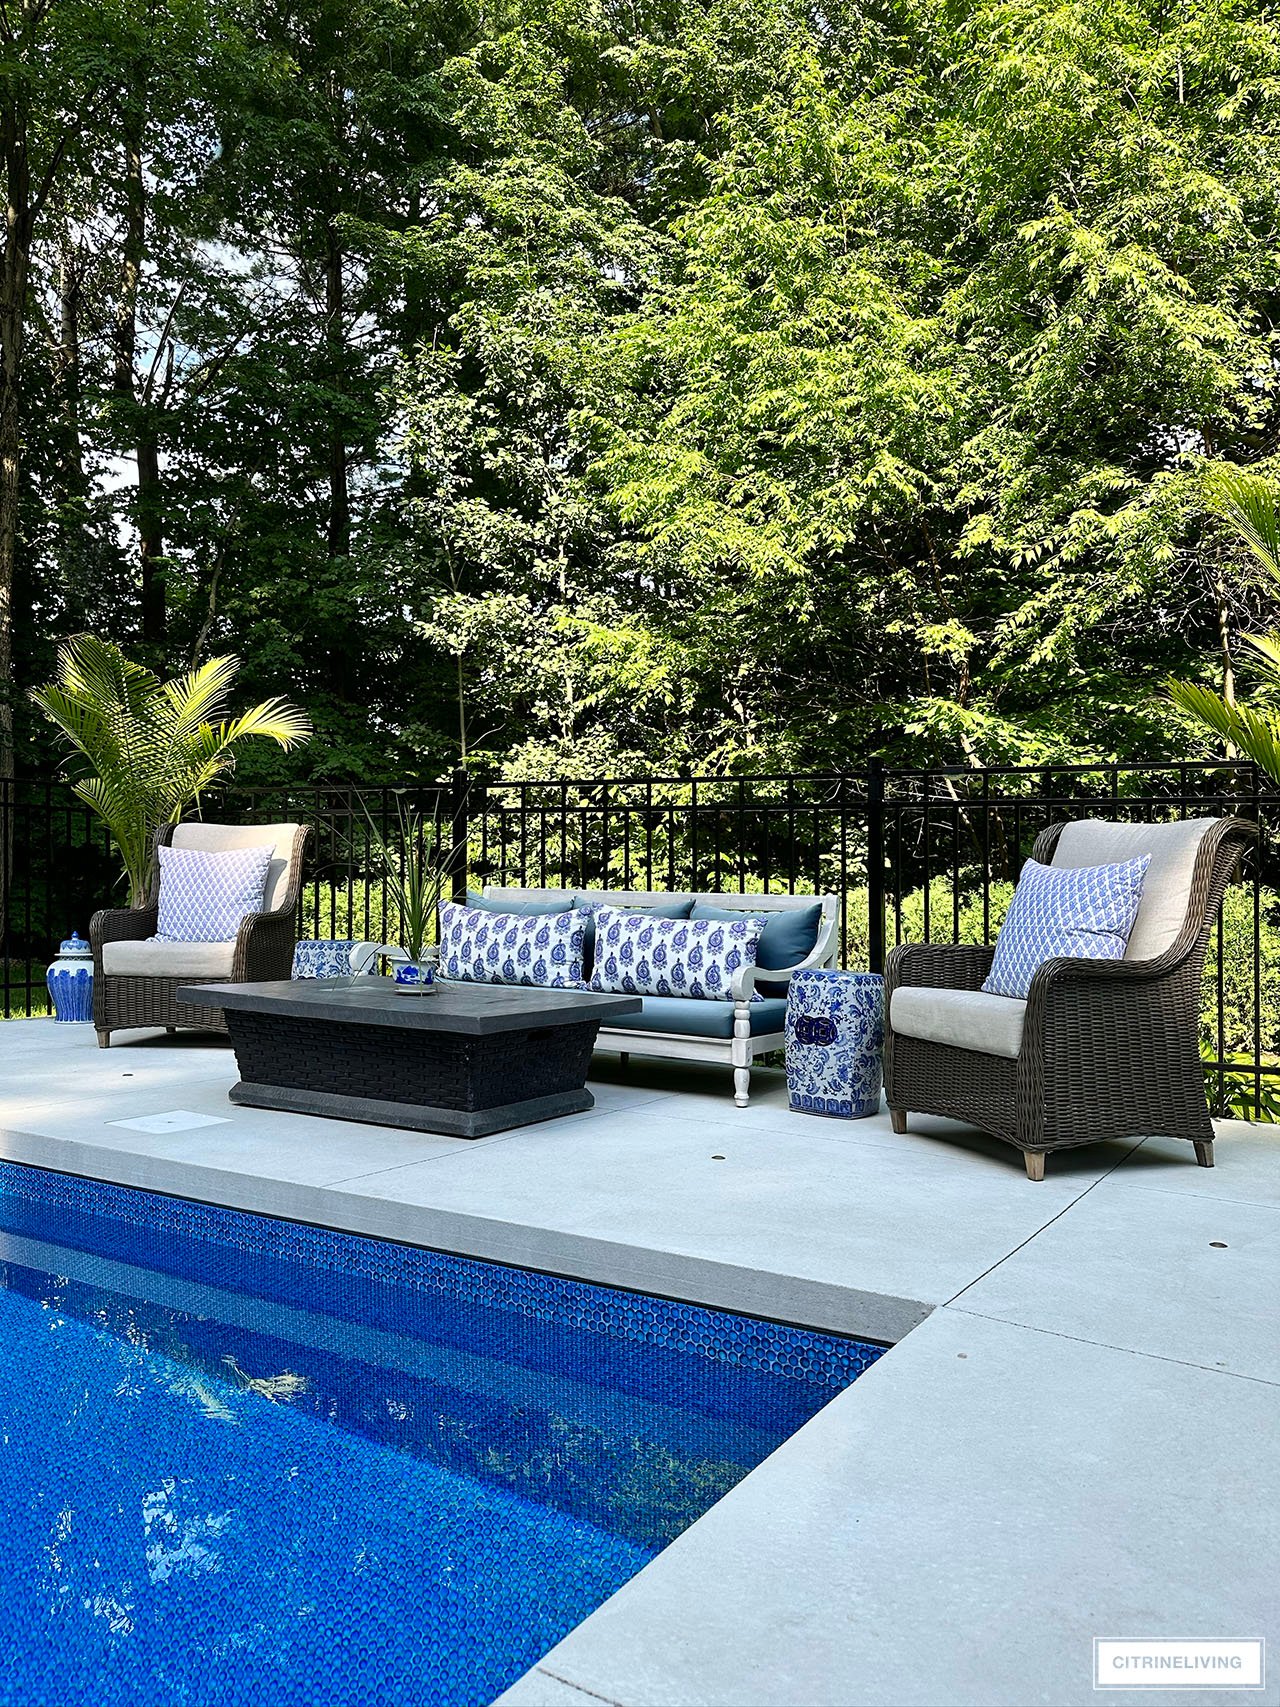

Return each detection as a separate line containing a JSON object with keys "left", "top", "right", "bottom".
{"left": 0, "top": 1160, "right": 882, "bottom": 1389}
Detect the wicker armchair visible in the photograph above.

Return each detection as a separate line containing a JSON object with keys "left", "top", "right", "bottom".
{"left": 884, "top": 816, "right": 1257, "bottom": 1180}
{"left": 90, "top": 821, "right": 311, "bottom": 1046}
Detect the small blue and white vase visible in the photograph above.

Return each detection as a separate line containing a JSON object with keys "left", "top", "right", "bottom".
{"left": 786, "top": 968, "right": 884, "bottom": 1119}
{"left": 393, "top": 958, "right": 435, "bottom": 993}
{"left": 47, "top": 932, "right": 94, "bottom": 1023}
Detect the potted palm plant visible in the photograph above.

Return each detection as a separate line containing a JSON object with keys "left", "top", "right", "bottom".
{"left": 1168, "top": 467, "right": 1280, "bottom": 778}
{"left": 348, "top": 799, "right": 457, "bottom": 992}
{"left": 31, "top": 635, "right": 311, "bottom": 906}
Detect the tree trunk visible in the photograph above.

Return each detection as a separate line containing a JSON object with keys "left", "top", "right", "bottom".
{"left": 0, "top": 93, "right": 31, "bottom": 784}
{"left": 58, "top": 243, "right": 83, "bottom": 484}
{"left": 115, "top": 86, "right": 165, "bottom": 647}
{"left": 138, "top": 425, "right": 164, "bottom": 643}
{"left": 324, "top": 213, "right": 349, "bottom": 561}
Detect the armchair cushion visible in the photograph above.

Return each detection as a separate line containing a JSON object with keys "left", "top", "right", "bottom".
{"left": 1050, "top": 817, "right": 1216, "bottom": 961}
{"left": 982, "top": 856, "right": 1149, "bottom": 999}
{"left": 101, "top": 939, "right": 236, "bottom": 978}
{"left": 155, "top": 843, "right": 274, "bottom": 942}
{"left": 890, "top": 986, "right": 1025, "bottom": 1060}
{"left": 169, "top": 821, "right": 302, "bottom": 914}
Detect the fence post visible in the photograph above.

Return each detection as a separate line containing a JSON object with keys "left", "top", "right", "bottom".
{"left": 449, "top": 767, "right": 470, "bottom": 903}
{"left": 867, "top": 756, "right": 886, "bottom": 974}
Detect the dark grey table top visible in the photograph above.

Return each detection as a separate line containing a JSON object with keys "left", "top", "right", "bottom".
{"left": 176, "top": 978, "right": 644, "bottom": 1036}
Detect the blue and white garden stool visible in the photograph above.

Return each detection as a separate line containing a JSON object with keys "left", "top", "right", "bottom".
{"left": 785, "top": 968, "right": 885, "bottom": 1119}
{"left": 47, "top": 932, "right": 94, "bottom": 1022}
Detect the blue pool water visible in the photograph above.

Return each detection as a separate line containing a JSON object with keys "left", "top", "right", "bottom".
{"left": 0, "top": 1162, "right": 883, "bottom": 1707}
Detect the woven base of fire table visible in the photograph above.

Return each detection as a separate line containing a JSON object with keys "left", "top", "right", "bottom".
{"left": 226, "top": 1008, "right": 599, "bottom": 1136}
{"left": 177, "top": 977, "right": 644, "bottom": 1138}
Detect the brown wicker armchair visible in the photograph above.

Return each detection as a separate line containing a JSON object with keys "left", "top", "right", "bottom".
{"left": 90, "top": 821, "right": 311, "bottom": 1046}
{"left": 884, "top": 816, "right": 1257, "bottom": 1180}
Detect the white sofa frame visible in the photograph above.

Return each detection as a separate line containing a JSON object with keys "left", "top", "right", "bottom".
{"left": 481, "top": 887, "right": 841, "bottom": 1105}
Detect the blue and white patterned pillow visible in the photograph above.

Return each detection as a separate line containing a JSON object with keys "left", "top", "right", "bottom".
{"left": 154, "top": 843, "right": 274, "bottom": 943}
{"left": 588, "top": 904, "right": 765, "bottom": 1002}
{"left": 982, "top": 856, "right": 1151, "bottom": 1000}
{"left": 291, "top": 940, "right": 379, "bottom": 979}
{"left": 438, "top": 901, "right": 587, "bottom": 989}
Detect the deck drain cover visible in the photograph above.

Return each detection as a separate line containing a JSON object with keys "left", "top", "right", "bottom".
{"left": 108, "top": 1110, "right": 231, "bottom": 1133}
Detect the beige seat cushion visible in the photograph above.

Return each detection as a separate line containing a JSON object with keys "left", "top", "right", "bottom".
{"left": 1050, "top": 817, "right": 1214, "bottom": 961}
{"left": 102, "top": 939, "right": 237, "bottom": 978}
{"left": 169, "top": 822, "right": 300, "bottom": 914}
{"left": 890, "top": 986, "right": 1025, "bottom": 1060}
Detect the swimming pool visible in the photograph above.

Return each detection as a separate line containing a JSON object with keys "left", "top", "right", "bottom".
{"left": 0, "top": 1161, "right": 884, "bottom": 1706}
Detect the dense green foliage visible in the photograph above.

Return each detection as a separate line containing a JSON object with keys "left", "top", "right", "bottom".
{"left": 8, "top": 0, "right": 1280, "bottom": 779}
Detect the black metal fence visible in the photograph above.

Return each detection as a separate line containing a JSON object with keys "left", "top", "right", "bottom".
{"left": 5, "top": 761, "right": 1277, "bottom": 1118}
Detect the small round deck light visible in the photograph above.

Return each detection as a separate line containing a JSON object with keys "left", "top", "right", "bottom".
{"left": 1210, "top": 1240, "right": 1228, "bottom": 1249}
{"left": 711, "top": 1153, "right": 725, "bottom": 1160}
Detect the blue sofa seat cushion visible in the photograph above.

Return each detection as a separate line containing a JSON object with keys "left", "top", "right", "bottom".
{"left": 608, "top": 995, "right": 789, "bottom": 1039}
{"left": 690, "top": 901, "right": 823, "bottom": 995}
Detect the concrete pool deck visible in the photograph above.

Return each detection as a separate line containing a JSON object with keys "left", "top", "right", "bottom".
{"left": 2, "top": 1018, "right": 1277, "bottom": 1707}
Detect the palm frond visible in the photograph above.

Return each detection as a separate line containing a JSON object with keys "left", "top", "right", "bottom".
{"left": 1205, "top": 466, "right": 1280, "bottom": 581}
{"left": 1238, "top": 631, "right": 1280, "bottom": 690}
{"left": 1167, "top": 677, "right": 1280, "bottom": 784}
{"left": 218, "top": 699, "right": 313, "bottom": 748}
{"left": 160, "top": 655, "right": 242, "bottom": 742}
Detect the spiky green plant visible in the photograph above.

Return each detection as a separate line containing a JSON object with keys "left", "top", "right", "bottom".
{"left": 31, "top": 636, "right": 311, "bottom": 906}
{"left": 1169, "top": 468, "right": 1280, "bottom": 781}
{"left": 350, "top": 799, "right": 454, "bottom": 963}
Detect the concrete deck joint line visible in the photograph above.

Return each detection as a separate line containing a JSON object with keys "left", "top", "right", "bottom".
{"left": 940, "top": 1133, "right": 1147, "bottom": 1308}
{"left": 944, "top": 1304, "right": 1280, "bottom": 1387}
{"left": 539, "top": 1666, "right": 628, "bottom": 1704}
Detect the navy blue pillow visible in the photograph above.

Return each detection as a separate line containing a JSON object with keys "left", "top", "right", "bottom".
{"left": 690, "top": 900, "right": 823, "bottom": 995}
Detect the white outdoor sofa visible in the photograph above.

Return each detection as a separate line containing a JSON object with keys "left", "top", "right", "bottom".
{"left": 477, "top": 887, "right": 840, "bottom": 1105}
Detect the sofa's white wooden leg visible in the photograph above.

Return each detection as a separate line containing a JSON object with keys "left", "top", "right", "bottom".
{"left": 732, "top": 1002, "right": 751, "bottom": 1106}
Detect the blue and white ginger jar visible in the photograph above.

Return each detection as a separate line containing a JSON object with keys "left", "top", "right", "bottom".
{"left": 786, "top": 968, "right": 884, "bottom": 1119}
{"left": 47, "top": 932, "right": 94, "bottom": 1023}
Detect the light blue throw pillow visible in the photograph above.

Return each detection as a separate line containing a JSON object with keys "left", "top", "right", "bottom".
{"left": 154, "top": 843, "right": 274, "bottom": 943}
{"left": 465, "top": 890, "right": 570, "bottom": 918}
{"left": 588, "top": 904, "right": 765, "bottom": 1002}
{"left": 982, "top": 856, "right": 1151, "bottom": 1000}
{"left": 438, "top": 901, "right": 587, "bottom": 989}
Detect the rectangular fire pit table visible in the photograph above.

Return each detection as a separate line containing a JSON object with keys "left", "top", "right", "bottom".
{"left": 177, "top": 979, "right": 643, "bottom": 1138}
